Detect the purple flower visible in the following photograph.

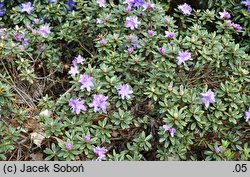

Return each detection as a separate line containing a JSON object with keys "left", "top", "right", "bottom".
{"left": 116, "top": 84, "right": 133, "bottom": 99}
{"left": 125, "top": 16, "right": 140, "bottom": 30}
{"left": 96, "top": 18, "right": 103, "bottom": 24}
{"left": 200, "top": 89, "right": 216, "bottom": 108}
{"left": 0, "top": 9, "right": 4, "bottom": 17}
{"left": 104, "top": 15, "right": 109, "bottom": 22}
{"left": 40, "top": 45, "right": 45, "bottom": 52}
{"left": 73, "top": 55, "right": 84, "bottom": 66}
{"left": 19, "top": 2, "right": 34, "bottom": 14}
{"left": 159, "top": 47, "right": 165, "bottom": 55}
{"left": 68, "top": 66, "right": 79, "bottom": 77}
{"left": 233, "top": 24, "right": 242, "bottom": 31}
{"left": 123, "top": 0, "right": 135, "bottom": 7}
{"left": 19, "top": 45, "right": 25, "bottom": 51}
{"left": 27, "top": 27, "right": 35, "bottom": 33}
{"left": 169, "top": 128, "right": 176, "bottom": 137}
{"left": 125, "top": 6, "right": 132, "bottom": 13}
{"left": 241, "top": 0, "right": 250, "bottom": 11}
{"left": 85, "top": 135, "right": 91, "bottom": 143}
{"left": 178, "top": 3, "right": 192, "bottom": 15}
{"left": 244, "top": 107, "right": 250, "bottom": 122}
{"left": 176, "top": 51, "right": 192, "bottom": 65}
{"left": 147, "top": 30, "right": 154, "bottom": 36}
{"left": 67, "top": 0, "right": 75, "bottom": 11}
{"left": 0, "top": 3, "right": 4, "bottom": 17}
{"left": 241, "top": 0, "right": 250, "bottom": 5}
{"left": 97, "top": 0, "right": 106, "bottom": 7}
{"left": 68, "top": 98, "right": 87, "bottom": 114}
{"left": 214, "top": 147, "right": 220, "bottom": 153}
{"left": 72, "top": 60, "right": 77, "bottom": 67}
{"left": 38, "top": 25, "right": 51, "bottom": 37}
{"left": 162, "top": 124, "right": 169, "bottom": 133}
{"left": 49, "top": 0, "right": 57, "bottom": 3}
{"left": 14, "top": 32, "right": 23, "bottom": 42}
{"left": 127, "top": 34, "right": 139, "bottom": 48}
{"left": 127, "top": 47, "right": 133, "bottom": 54}
{"left": 93, "top": 146, "right": 107, "bottom": 161}
{"left": 134, "top": 0, "right": 146, "bottom": 8}
{"left": 79, "top": 74, "right": 94, "bottom": 92}
{"left": 165, "top": 31, "right": 174, "bottom": 39}
{"left": 15, "top": 34, "right": 23, "bottom": 42}
{"left": 100, "top": 39, "right": 106, "bottom": 45}
{"left": 219, "top": 10, "right": 231, "bottom": 19}
{"left": 34, "top": 18, "right": 39, "bottom": 24}
{"left": 23, "top": 38, "right": 28, "bottom": 45}
{"left": 0, "top": 2, "right": 4, "bottom": 8}
{"left": 226, "top": 20, "right": 232, "bottom": 26}
{"left": 142, "top": 2, "right": 154, "bottom": 11}
{"left": 14, "top": 32, "right": 22, "bottom": 40}
{"left": 89, "top": 94, "right": 108, "bottom": 113}
{"left": 26, "top": 25, "right": 32, "bottom": 31}
{"left": 13, "top": 32, "right": 23, "bottom": 42}
{"left": 163, "top": 124, "right": 176, "bottom": 137}
{"left": 66, "top": 143, "right": 72, "bottom": 151}
{"left": 123, "top": 0, "right": 145, "bottom": 8}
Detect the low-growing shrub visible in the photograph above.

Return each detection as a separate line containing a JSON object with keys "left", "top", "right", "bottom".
{"left": 0, "top": 0, "right": 249, "bottom": 161}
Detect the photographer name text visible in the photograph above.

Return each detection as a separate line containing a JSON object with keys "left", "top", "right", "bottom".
{"left": 3, "top": 163, "right": 84, "bottom": 174}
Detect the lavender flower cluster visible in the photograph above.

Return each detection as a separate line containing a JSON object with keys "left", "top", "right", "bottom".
{"left": 0, "top": 2, "right": 4, "bottom": 16}
{"left": 65, "top": 137, "right": 107, "bottom": 161}
{"left": 219, "top": 10, "right": 242, "bottom": 30}
{"left": 88, "top": 0, "right": 250, "bottom": 157}
{"left": 241, "top": 0, "right": 250, "bottom": 12}
{"left": 68, "top": 55, "right": 133, "bottom": 115}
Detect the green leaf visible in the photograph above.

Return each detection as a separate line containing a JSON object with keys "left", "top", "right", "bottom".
{"left": 191, "top": 122, "right": 196, "bottom": 130}
{"left": 44, "top": 148, "right": 53, "bottom": 155}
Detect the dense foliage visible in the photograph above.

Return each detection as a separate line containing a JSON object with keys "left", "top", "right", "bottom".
{"left": 0, "top": 0, "right": 249, "bottom": 161}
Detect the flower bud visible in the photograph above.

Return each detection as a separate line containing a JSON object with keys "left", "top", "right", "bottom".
{"left": 173, "top": 113, "right": 178, "bottom": 119}
{"left": 179, "top": 89, "right": 184, "bottom": 96}
{"left": 167, "top": 85, "right": 173, "bottom": 91}
{"left": 34, "top": 18, "right": 39, "bottom": 24}
{"left": 66, "top": 143, "right": 72, "bottom": 151}
{"left": 214, "top": 147, "right": 220, "bottom": 153}
{"left": 147, "top": 30, "right": 154, "bottom": 37}
{"left": 85, "top": 135, "right": 90, "bottom": 143}
{"left": 159, "top": 47, "right": 165, "bottom": 55}
{"left": 127, "top": 47, "right": 133, "bottom": 54}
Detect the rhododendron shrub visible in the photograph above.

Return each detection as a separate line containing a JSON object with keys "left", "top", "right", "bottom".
{"left": 0, "top": 0, "right": 249, "bottom": 161}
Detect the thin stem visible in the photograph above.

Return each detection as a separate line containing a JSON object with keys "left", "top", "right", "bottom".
{"left": 77, "top": 40, "right": 94, "bottom": 57}
{"left": 0, "top": 60, "right": 36, "bottom": 108}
